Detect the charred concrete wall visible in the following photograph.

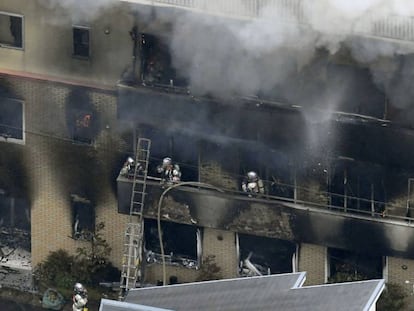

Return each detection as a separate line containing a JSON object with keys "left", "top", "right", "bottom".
{"left": 0, "top": 74, "right": 127, "bottom": 268}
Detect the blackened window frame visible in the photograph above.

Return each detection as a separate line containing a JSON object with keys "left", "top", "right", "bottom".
{"left": 143, "top": 219, "right": 201, "bottom": 268}
{"left": 71, "top": 194, "right": 95, "bottom": 241}
{"left": 0, "top": 97, "right": 24, "bottom": 144}
{"left": 0, "top": 12, "right": 24, "bottom": 49}
{"left": 328, "top": 247, "right": 383, "bottom": 282}
{"left": 72, "top": 25, "right": 90, "bottom": 59}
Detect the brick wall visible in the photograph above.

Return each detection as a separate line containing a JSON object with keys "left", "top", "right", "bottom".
{"left": 202, "top": 228, "right": 238, "bottom": 279}
{"left": 388, "top": 256, "right": 414, "bottom": 293}
{"left": 0, "top": 75, "right": 125, "bottom": 267}
{"left": 199, "top": 161, "right": 239, "bottom": 191}
{"left": 298, "top": 243, "right": 326, "bottom": 285}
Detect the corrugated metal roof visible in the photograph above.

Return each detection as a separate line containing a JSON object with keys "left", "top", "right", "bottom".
{"left": 119, "top": 273, "right": 384, "bottom": 311}
{"left": 99, "top": 298, "right": 174, "bottom": 311}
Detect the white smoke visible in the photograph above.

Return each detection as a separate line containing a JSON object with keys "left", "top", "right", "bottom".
{"left": 38, "top": 0, "right": 117, "bottom": 24}
{"left": 165, "top": 0, "right": 414, "bottom": 117}
{"left": 37, "top": 0, "right": 414, "bottom": 121}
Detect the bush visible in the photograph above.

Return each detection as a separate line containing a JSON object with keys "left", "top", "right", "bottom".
{"left": 377, "top": 283, "right": 407, "bottom": 311}
{"left": 195, "top": 255, "right": 222, "bottom": 282}
{"left": 33, "top": 222, "right": 120, "bottom": 294}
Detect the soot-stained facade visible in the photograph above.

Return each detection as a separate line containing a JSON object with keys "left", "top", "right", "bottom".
{"left": 4, "top": 0, "right": 414, "bottom": 304}
{"left": 116, "top": 6, "right": 414, "bottom": 295}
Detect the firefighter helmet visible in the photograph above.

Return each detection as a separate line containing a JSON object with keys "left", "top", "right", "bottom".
{"left": 127, "top": 157, "right": 134, "bottom": 164}
{"left": 74, "top": 283, "right": 85, "bottom": 295}
{"left": 247, "top": 171, "right": 258, "bottom": 181}
{"left": 162, "top": 157, "right": 172, "bottom": 166}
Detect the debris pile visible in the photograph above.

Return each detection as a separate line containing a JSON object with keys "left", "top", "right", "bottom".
{"left": 0, "top": 227, "right": 32, "bottom": 291}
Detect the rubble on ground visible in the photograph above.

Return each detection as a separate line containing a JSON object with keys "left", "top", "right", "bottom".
{"left": 0, "top": 227, "right": 32, "bottom": 291}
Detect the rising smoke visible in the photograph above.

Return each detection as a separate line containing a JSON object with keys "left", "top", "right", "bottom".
{"left": 39, "top": 0, "right": 414, "bottom": 110}
{"left": 39, "top": 0, "right": 414, "bottom": 159}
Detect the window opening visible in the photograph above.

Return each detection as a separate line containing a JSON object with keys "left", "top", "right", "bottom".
{"left": 329, "top": 160, "right": 385, "bottom": 215}
{"left": 73, "top": 110, "right": 94, "bottom": 144}
{"left": 138, "top": 125, "right": 199, "bottom": 181}
{"left": 66, "top": 89, "right": 98, "bottom": 145}
{"left": 140, "top": 33, "right": 186, "bottom": 87}
{"left": 0, "top": 13, "right": 23, "bottom": 48}
{"left": 73, "top": 26, "right": 90, "bottom": 58}
{"left": 238, "top": 233, "right": 296, "bottom": 276}
{"left": 71, "top": 194, "right": 94, "bottom": 241}
{"left": 328, "top": 247, "right": 383, "bottom": 283}
{"left": 0, "top": 97, "right": 24, "bottom": 143}
{"left": 144, "top": 219, "right": 200, "bottom": 269}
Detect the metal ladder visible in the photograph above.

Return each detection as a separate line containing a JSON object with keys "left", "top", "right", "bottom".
{"left": 119, "top": 137, "right": 151, "bottom": 299}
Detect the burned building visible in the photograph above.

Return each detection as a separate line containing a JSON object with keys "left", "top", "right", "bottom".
{"left": 1, "top": 0, "right": 414, "bottom": 307}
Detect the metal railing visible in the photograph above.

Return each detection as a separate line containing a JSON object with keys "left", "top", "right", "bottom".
{"left": 131, "top": 155, "right": 414, "bottom": 225}
{"left": 122, "top": 0, "right": 414, "bottom": 43}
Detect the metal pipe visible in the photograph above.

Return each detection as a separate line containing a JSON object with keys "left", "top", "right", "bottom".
{"left": 157, "top": 182, "right": 224, "bottom": 285}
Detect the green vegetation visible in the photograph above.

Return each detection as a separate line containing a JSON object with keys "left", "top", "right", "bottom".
{"left": 195, "top": 255, "right": 222, "bottom": 282}
{"left": 33, "top": 222, "right": 119, "bottom": 301}
{"left": 377, "top": 283, "right": 407, "bottom": 311}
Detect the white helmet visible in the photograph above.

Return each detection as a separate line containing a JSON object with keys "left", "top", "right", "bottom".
{"left": 247, "top": 171, "right": 258, "bottom": 181}
{"left": 74, "top": 282, "right": 85, "bottom": 294}
{"left": 162, "top": 157, "right": 172, "bottom": 166}
{"left": 127, "top": 157, "right": 134, "bottom": 164}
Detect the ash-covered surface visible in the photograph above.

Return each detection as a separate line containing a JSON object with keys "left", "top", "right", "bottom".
{"left": 0, "top": 227, "right": 32, "bottom": 291}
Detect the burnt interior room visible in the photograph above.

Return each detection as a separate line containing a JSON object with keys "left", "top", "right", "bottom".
{"left": 238, "top": 143, "right": 295, "bottom": 198}
{"left": 136, "top": 125, "right": 199, "bottom": 182}
{"left": 329, "top": 160, "right": 386, "bottom": 213}
{"left": 144, "top": 219, "right": 199, "bottom": 265}
{"left": 238, "top": 233, "right": 296, "bottom": 275}
{"left": 0, "top": 97, "right": 23, "bottom": 140}
{"left": 328, "top": 247, "right": 383, "bottom": 282}
{"left": 140, "top": 33, "right": 186, "bottom": 87}
{"left": 71, "top": 194, "right": 95, "bottom": 240}
{"left": 0, "top": 192, "right": 29, "bottom": 231}
{"left": 66, "top": 88, "right": 99, "bottom": 145}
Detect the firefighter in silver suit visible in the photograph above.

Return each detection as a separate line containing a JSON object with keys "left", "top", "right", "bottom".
{"left": 157, "top": 157, "right": 181, "bottom": 185}
{"left": 72, "top": 283, "right": 88, "bottom": 311}
{"left": 242, "top": 171, "right": 265, "bottom": 197}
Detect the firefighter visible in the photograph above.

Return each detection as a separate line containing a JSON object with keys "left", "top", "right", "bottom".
{"left": 242, "top": 171, "right": 265, "bottom": 197}
{"left": 120, "top": 156, "right": 143, "bottom": 178}
{"left": 72, "top": 283, "right": 88, "bottom": 311}
{"left": 157, "top": 157, "right": 181, "bottom": 186}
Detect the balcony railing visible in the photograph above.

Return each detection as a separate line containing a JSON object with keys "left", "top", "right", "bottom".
{"left": 122, "top": 0, "right": 414, "bottom": 43}
{"left": 120, "top": 155, "right": 414, "bottom": 225}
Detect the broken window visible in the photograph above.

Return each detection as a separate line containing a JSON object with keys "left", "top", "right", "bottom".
{"left": 144, "top": 219, "right": 200, "bottom": 269}
{"left": 328, "top": 247, "right": 383, "bottom": 282}
{"left": 0, "top": 97, "right": 24, "bottom": 143}
{"left": 238, "top": 233, "right": 296, "bottom": 276}
{"left": 71, "top": 194, "right": 94, "bottom": 241}
{"left": 73, "top": 26, "right": 90, "bottom": 58}
{"left": 0, "top": 13, "right": 23, "bottom": 49}
{"left": 140, "top": 33, "right": 187, "bottom": 87}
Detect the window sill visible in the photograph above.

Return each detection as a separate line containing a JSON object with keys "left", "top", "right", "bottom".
{"left": 0, "top": 44, "right": 23, "bottom": 50}
{"left": 72, "top": 54, "right": 90, "bottom": 61}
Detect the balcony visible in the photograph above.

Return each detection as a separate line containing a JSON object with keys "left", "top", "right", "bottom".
{"left": 117, "top": 170, "right": 414, "bottom": 260}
